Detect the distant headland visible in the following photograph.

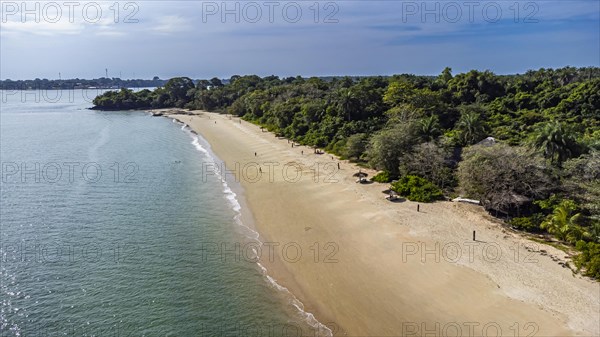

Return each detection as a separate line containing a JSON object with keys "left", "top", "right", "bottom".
{"left": 0, "top": 77, "right": 168, "bottom": 90}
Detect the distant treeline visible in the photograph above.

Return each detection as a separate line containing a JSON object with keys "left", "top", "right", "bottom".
{"left": 0, "top": 77, "right": 168, "bottom": 90}
{"left": 0, "top": 76, "right": 371, "bottom": 91}
{"left": 93, "top": 67, "right": 600, "bottom": 279}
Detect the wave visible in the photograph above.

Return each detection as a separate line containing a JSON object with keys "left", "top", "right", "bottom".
{"left": 174, "top": 118, "right": 333, "bottom": 337}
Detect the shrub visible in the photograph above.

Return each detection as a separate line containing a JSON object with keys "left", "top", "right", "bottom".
{"left": 343, "top": 133, "right": 367, "bottom": 161}
{"left": 391, "top": 175, "right": 444, "bottom": 202}
{"left": 328, "top": 139, "right": 347, "bottom": 158}
{"left": 574, "top": 241, "right": 600, "bottom": 280}
{"left": 372, "top": 171, "right": 391, "bottom": 183}
{"left": 399, "top": 142, "right": 456, "bottom": 189}
{"left": 509, "top": 214, "right": 544, "bottom": 232}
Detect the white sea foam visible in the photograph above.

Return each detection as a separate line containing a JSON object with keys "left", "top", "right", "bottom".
{"left": 177, "top": 119, "right": 333, "bottom": 337}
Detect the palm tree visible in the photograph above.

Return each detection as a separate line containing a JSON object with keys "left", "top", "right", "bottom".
{"left": 541, "top": 200, "right": 589, "bottom": 244}
{"left": 419, "top": 115, "right": 441, "bottom": 142}
{"left": 339, "top": 88, "right": 357, "bottom": 121}
{"left": 456, "top": 111, "right": 485, "bottom": 145}
{"left": 531, "top": 121, "right": 578, "bottom": 166}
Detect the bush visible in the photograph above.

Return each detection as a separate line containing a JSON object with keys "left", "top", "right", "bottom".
{"left": 372, "top": 171, "right": 391, "bottom": 183}
{"left": 343, "top": 133, "right": 367, "bottom": 161}
{"left": 328, "top": 139, "right": 347, "bottom": 158}
{"left": 398, "top": 142, "right": 456, "bottom": 189}
{"left": 509, "top": 214, "right": 544, "bottom": 232}
{"left": 391, "top": 175, "right": 444, "bottom": 202}
{"left": 574, "top": 241, "right": 600, "bottom": 280}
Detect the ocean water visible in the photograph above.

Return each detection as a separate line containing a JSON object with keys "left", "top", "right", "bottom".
{"left": 0, "top": 90, "right": 330, "bottom": 336}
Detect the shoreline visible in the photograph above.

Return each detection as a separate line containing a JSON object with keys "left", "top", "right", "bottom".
{"left": 167, "top": 110, "right": 599, "bottom": 336}
{"left": 170, "top": 116, "right": 334, "bottom": 336}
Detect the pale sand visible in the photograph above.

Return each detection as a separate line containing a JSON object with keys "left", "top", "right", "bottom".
{"left": 169, "top": 111, "right": 599, "bottom": 336}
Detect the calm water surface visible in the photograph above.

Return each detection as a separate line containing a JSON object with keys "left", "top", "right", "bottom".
{"left": 0, "top": 90, "right": 329, "bottom": 336}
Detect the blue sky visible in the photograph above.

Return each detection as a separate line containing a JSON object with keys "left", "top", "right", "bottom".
{"left": 0, "top": 0, "right": 598, "bottom": 79}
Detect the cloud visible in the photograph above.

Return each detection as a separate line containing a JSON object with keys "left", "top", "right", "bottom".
{"left": 0, "top": 2, "right": 133, "bottom": 37}
{"left": 152, "top": 15, "right": 192, "bottom": 34}
{"left": 0, "top": 20, "right": 85, "bottom": 36}
{"left": 95, "top": 27, "right": 126, "bottom": 37}
{"left": 0, "top": 0, "right": 597, "bottom": 79}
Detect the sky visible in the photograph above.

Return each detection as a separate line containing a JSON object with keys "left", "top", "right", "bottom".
{"left": 0, "top": 0, "right": 599, "bottom": 80}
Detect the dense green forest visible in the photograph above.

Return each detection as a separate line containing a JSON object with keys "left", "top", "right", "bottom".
{"left": 93, "top": 67, "right": 600, "bottom": 279}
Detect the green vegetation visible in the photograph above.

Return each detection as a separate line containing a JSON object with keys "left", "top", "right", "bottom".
{"left": 92, "top": 77, "right": 195, "bottom": 110}
{"left": 574, "top": 241, "right": 600, "bottom": 279}
{"left": 509, "top": 215, "right": 545, "bottom": 232}
{"left": 540, "top": 200, "right": 589, "bottom": 244}
{"left": 371, "top": 171, "right": 391, "bottom": 183}
{"left": 93, "top": 66, "right": 600, "bottom": 279}
{"left": 391, "top": 175, "right": 444, "bottom": 202}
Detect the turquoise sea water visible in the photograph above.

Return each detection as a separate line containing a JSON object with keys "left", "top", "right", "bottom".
{"left": 0, "top": 90, "right": 330, "bottom": 336}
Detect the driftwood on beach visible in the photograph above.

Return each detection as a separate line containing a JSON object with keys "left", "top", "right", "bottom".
{"left": 452, "top": 197, "right": 481, "bottom": 205}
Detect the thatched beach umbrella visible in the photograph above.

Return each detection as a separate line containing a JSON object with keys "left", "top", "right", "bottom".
{"left": 383, "top": 189, "right": 399, "bottom": 200}
{"left": 353, "top": 171, "right": 368, "bottom": 178}
{"left": 353, "top": 171, "right": 368, "bottom": 183}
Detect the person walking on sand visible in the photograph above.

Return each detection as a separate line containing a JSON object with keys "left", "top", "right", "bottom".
{"left": 417, "top": 204, "right": 420, "bottom": 212}
{"left": 301, "top": 150, "right": 304, "bottom": 155}
{"left": 254, "top": 152, "right": 257, "bottom": 157}
{"left": 337, "top": 163, "right": 340, "bottom": 169}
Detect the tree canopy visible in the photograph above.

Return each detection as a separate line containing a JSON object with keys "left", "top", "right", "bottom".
{"left": 92, "top": 67, "right": 600, "bottom": 278}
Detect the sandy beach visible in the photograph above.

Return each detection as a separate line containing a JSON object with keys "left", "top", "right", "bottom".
{"left": 168, "top": 110, "right": 599, "bottom": 337}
